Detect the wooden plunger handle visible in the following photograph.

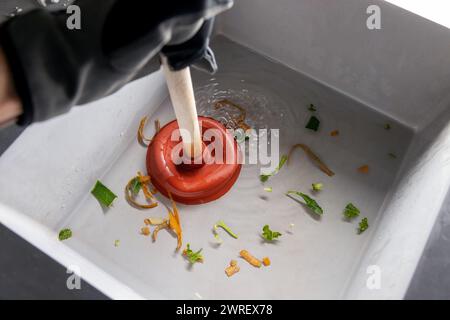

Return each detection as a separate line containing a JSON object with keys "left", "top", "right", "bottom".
{"left": 161, "top": 56, "right": 202, "bottom": 159}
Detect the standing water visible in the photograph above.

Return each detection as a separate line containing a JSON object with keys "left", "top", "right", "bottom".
{"left": 62, "top": 35, "right": 414, "bottom": 299}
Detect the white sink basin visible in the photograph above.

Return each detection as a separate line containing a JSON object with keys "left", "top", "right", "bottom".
{"left": 1, "top": 0, "right": 450, "bottom": 299}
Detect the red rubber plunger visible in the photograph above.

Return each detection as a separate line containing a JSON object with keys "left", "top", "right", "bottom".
{"left": 146, "top": 116, "right": 242, "bottom": 205}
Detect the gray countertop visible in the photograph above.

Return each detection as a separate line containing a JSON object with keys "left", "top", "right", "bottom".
{"left": 0, "top": 0, "right": 448, "bottom": 300}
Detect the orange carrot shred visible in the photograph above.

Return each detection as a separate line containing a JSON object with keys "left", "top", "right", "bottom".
{"left": 168, "top": 192, "right": 183, "bottom": 251}
{"left": 262, "top": 257, "right": 271, "bottom": 266}
{"left": 330, "top": 130, "right": 339, "bottom": 137}
{"left": 358, "top": 165, "right": 369, "bottom": 174}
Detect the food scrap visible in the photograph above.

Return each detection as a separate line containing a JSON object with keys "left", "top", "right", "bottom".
{"left": 260, "top": 154, "right": 288, "bottom": 182}
{"left": 145, "top": 194, "right": 182, "bottom": 250}
{"left": 213, "top": 220, "right": 238, "bottom": 243}
{"left": 125, "top": 172, "right": 158, "bottom": 209}
{"left": 358, "top": 165, "right": 370, "bottom": 174}
{"left": 358, "top": 217, "right": 369, "bottom": 234}
{"left": 168, "top": 193, "right": 183, "bottom": 250}
{"left": 344, "top": 203, "right": 360, "bottom": 220}
{"left": 152, "top": 219, "right": 169, "bottom": 242}
{"left": 137, "top": 116, "right": 152, "bottom": 145}
{"left": 287, "top": 144, "right": 335, "bottom": 177}
{"left": 264, "top": 187, "right": 273, "bottom": 193}
{"left": 261, "top": 225, "right": 282, "bottom": 242}
{"left": 141, "top": 227, "right": 150, "bottom": 236}
{"left": 225, "top": 260, "right": 240, "bottom": 277}
{"left": 305, "top": 115, "right": 320, "bottom": 131}
{"left": 138, "top": 117, "right": 161, "bottom": 146}
{"left": 384, "top": 123, "right": 391, "bottom": 130}
{"left": 308, "top": 104, "right": 317, "bottom": 112}
{"left": 262, "top": 257, "right": 271, "bottom": 267}
{"left": 287, "top": 191, "right": 324, "bottom": 215}
{"left": 183, "top": 244, "right": 203, "bottom": 264}
{"left": 114, "top": 239, "right": 120, "bottom": 247}
{"left": 91, "top": 180, "right": 117, "bottom": 207}
{"left": 388, "top": 152, "right": 397, "bottom": 159}
{"left": 312, "top": 183, "right": 323, "bottom": 191}
{"left": 214, "top": 99, "right": 251, "bottom": 131}
{"left": 144, "top": 217, "right": 166, "bottom": 225}
{"left": 330, "top": 130, "right": 339, "bottom": 137}
{"left": 240, "top": 250, "right": 262, "bottom": 268}
{"left": 58, "top": 228, "right": 72, "bottom": 241}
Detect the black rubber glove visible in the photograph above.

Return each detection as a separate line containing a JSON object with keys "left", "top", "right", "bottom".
{"left": 0, "top": 0, "right": 233, "bottom": 126}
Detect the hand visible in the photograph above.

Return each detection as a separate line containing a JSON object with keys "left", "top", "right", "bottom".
{"left": 0, "top": 47, "right": 22, "bottom": 127}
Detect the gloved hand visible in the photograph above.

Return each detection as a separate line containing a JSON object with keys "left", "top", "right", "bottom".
{"left": 0, "top": 0, "right": 233, "bottom": 126}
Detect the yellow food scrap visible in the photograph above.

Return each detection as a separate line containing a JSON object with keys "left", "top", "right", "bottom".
{"left": 125, "top": 172, "right": 158, "bottom": 209}
{"left": 225, "top": 260, "right": 240, "bottom": 277}
{"left": 214, "top": 99, "right": 251, "bottom": 131}
{"left": 145, "top": 217, "right": 166, "bottom": 225}
{"left": 152, "top": 220, "right": 169, "bottom": 242}
{"left": 330, "top": 130, "right": 339, "bottom": 137}
{"left": 358, "top": 165, "right": 369, "bottom": 174}
{"left": 240, "top": 250, "right": 262, "bottom": 268}
{"left": 138, "top": 116, "right": 152, "bottom": 145}
{"left": 288, "top": 143, "right": 335, "bottom": 177}
{"left": 138, "top": 117, "right": 161, "bottom": 146}
{"left": 168, "top": 193, "right": 183, "bottom": 250}
{"left": 262, "top": 257, "right": 271, "bottom": 266}
{"left": 141, "top": 227, "right": 150, "bottom": 236}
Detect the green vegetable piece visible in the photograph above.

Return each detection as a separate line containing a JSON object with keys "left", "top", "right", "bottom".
{"left": 388, "top": 152, "right": 397, "bottom": 159}
{"left": 213, "top": 220, "right": 238, "bottom": 243}
{"left": 384, "top": 123, "right": 391, "bottom": 130}
{"left": 114, "top": 240, "right": 120, "bottom": 247}
{"left": 308, "top": 104, "right": 317, "bottom": 112}
{"left": 58, "top": 229, "right": 72, "bottom": 241}
{"left": 264, "top": 187, "right": 273, "bottom": 192}
{"left": 306, "top": 116, "right": 320, "bottom": 131}
{"left": 262, "top": 225, "right": 282, "bottom": 241}
{"left": 344, "top": 203, "right": 360, "bottom": 219}
{"left": 358, "top": 217, "right": 369, "bottom": 234}
{"left": 312, "top": 183, "right": 323, "bottom": 191}
{"left": 91, "top": 180, "right": 117, "bottom": 207}
{"left": 184, "top": 244, "right": 203, "bottom": 264}
{"left": 129, "top": 177, "right": 142, "bottom": 195}
{"left": 287, "top": 191, "right": 323, "bottom": 215}
{"left": 259, "top": 155, "right": 288, "bottom": 183}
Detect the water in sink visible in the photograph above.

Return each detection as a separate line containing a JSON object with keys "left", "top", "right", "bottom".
{"left": 61, "top": 35, "right": 414, "bottom": 299}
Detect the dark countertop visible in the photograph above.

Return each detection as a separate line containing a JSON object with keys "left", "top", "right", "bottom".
{"left": 0, "top": 0, "right": 448, "bottom": 300}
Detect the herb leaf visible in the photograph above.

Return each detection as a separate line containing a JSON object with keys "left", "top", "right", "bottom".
{"left": 259, "top": 155, "right": 288, "bottom": 183}
{"left": 344, "top": 203, "right": 360, "bottom": 220}
{"left": 262, "top": 225, "right": 282, "bottom": 241}
{"left": 287, "top": 191, "right": 323, "bottom": 215}
{"left": 308, "top": 104, "right": 317, "bottom": 112}
{"left": 184, "top": 244, "right": 203, "bottom": 264}
{"left": 91, "top": 180, "right": 117, "bottom": 207}
{"left": 306, "top": 116, "right": 320, "bottom": 131}
{"left": 358, "top": 217, "right": 369, "bottom": 234}
{"left": 58, "top": 228, "right": 72, "bottom": 241}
